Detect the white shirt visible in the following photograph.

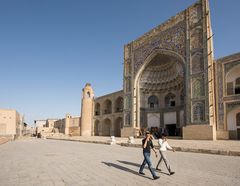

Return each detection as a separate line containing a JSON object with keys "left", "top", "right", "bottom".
{"left": 158, "top": 139, "right": 172, "bottom": 151}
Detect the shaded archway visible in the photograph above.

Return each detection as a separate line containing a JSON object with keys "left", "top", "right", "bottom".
{"left": 134, "top": 50, "right": 185, "bottom": 136}
{"left": 192, "top": 102, "right": 204, "bottom": 122}
{"left": 148, "top": 95, "right": 159, "bottom": 109}
{"left": 227, "top": 107, "right": 240, "bottom": 140}
{"left": 95, "top": 103, "right": 100, "bottom": 116}
{"left": 114, "top": 117, "right": 123, "bottom": 137}
{"left": 226, "top": 64, "right": 240, "bottom": 95}
{"left": 103, "top": 99, "right": 112, "bottom": 114}
{"left": 94, "top": 120, "right": 100, "bottom": 136}
{"left": 115, "top": 96, "right": 123, "bottom": 112}
{"left": 235, "top": 77, "right": 240, "bottom": 94}
{"left": 102, "top": 118, "right": 111, "bottom": 136}
{"left": 165, "top": 93, "right": 176, "bottom": 108}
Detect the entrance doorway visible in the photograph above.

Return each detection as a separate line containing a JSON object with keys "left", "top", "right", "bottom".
{"left": 102, "top": 118, "right": 111, "bottom": 136}
{"left": 134, "top": 51, "right": 185, "bottom": 136}
{"left": 165, "top": 124, "right": 176, "bottom": 136}
{"left": 237, "top": 129, "right": 240, "bottom": 140}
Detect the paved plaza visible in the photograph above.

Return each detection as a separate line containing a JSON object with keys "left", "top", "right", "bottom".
{"left": 0, "top": 139, "right": 240, "bottom": 186}
{"left": 47, "top": 135, "right": 240, "bottom": 156}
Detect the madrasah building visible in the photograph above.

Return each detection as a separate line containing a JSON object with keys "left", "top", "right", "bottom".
{"left": 57, "top": 0, "right": 240, "bottom": 140}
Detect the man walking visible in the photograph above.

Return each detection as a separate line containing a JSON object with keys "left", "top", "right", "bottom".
{"left": 139, "top": 131, "right": 160, "bottom": 180}
{"left": 156, "top": 133, "right": 175, "bottom": 175}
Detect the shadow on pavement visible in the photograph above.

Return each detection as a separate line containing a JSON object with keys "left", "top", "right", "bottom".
{"left": 101, "top": 161, "right": 152, "bottom": 180}
{"left": 155, "top": 169, "right": 171, "bottom": 176}
{"left": 117, "top": 160, "right": 141, "bottom": 167}
{"left": 118, "top": 160, "right": 169, "bottom": 176}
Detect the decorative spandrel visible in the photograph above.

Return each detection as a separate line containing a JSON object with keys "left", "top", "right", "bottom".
{"left": 133, "top": 21, "right": 186, "bottom": 76}
{"left": 226, "top": 102, "right": 240, "bottom": 113}
{"left": 224, "top": 60, "right": 240, "bottom": 73}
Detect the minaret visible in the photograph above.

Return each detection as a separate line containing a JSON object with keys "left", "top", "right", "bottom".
{"left": 80, "top": 83, "right": 94, "bottom": 136}
{"left": 65, "top": 114, "right": 71, "bottom": 135}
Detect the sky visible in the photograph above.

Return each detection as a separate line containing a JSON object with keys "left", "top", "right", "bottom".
{"left": 0, "top": 0, "right": 240, "bottom": 126}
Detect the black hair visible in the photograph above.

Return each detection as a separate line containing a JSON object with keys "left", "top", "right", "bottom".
{"left": 162, "top": 133, "right": 167, "bottom": 137}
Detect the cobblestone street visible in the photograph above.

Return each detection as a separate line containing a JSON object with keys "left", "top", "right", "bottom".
{"left": 0, "top": 139, "right": 240, "bottom": 186}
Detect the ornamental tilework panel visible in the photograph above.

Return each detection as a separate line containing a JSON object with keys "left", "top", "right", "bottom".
{"left": 192, "top": 77, "right": 205, "bottom": 98}
{"left": 189, "top": 3, "right": 202, "bottom": 28}
{"left": 190, "top": 28, "right": 203, "bottom": 50}
{"left": 124, "top": 78, "right": 131, "bottom": 93}
{"left": 133, "top": 21, "right": 186, "bottom": 76}
{"left": 125, "top": 112, "right": 131, "bottom": 125}
{"left": 192, "top": 102, "right": 205, "bottom": 122}
{"left": 216, "top": 63, "right": 224, "bottom": 122}
{"left": 191, "top": 52, "right": 204, "bottom": 74}
{"left": 124, "top": 61, "right": 131, "bottom": 76}
{"left": 124, "top": 95, "right": 131, "bottom": 110}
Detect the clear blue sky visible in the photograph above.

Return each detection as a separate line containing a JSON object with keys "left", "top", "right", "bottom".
{"left": 0, "top": 0, "right": 239, "bottom": 126}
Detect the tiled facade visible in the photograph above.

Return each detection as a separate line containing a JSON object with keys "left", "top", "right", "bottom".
{"left": 87, "top": 0, "right": 239, "bottom": 140}
{"left": 215, "top": 53, "right": 240, "bottom": 139}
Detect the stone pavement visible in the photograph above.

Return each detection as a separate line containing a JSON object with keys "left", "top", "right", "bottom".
{"left": 0, "top": 137, "right": 9, "bottom": 145}
{"left": 46, "top": 135, "right": 240, "bottom": 156}
{"left": 0, "top": 138, "right": 240, "bottom": 186}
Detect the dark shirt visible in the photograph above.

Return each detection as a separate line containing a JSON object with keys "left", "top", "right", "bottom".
{"left": 142, "top": 138, "right": 154, "bottom": 153}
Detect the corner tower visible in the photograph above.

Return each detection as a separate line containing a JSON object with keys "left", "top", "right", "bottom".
{"left": 80, "top": 83, "right": 94, "bottom": 136}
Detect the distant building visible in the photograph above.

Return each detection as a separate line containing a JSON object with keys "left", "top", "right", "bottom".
{"left": 23, "top": 125, "right": 35, "bottom": 136}
{"left": 34, "top": 120, "right": 46, "bottom": 128}
{"left": 0, "top": 109, "right": 24, "bottom": 139}
{"left": 46, "top": 119, "right": 58, "bottom": 128}
{"left": 54, "top": 114, "right": 80, "bottom": 136}
{"left": 35, "top": 115, "right": 80, "bottom": 137}
{"left": 35, "top": 119, "right": 57, "bottom": 136}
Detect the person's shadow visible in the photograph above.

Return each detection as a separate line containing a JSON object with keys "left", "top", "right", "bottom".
{"left": 101, "top": 161, "right": 152, "bottom": 180}
{"left": 117, "top": 160, "right": 169, "bottom": 176}
{"left": 117, "top": 160, "right": 141, "bottom": 167}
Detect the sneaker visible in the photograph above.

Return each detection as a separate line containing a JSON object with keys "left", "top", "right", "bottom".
{"left": 139, "top": 172, "right": 145, "bottom": 175}
{"left": 170, "top": 172, "right": 175, "bottom": 175}
{"left": 156, "top": 168, "right": 162, "bottom": 171}
{"left": 153, "top": 176, "right": 160, "bottom": 180}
